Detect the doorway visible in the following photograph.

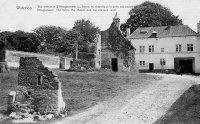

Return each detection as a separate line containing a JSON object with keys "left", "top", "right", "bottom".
{"left": 111, "top": 58, "right": 118, "bottom": 72}
{"left": 149, "top": 63, "right": 154, "bottom": 72}
{"left": 174, "top": 57, "right": 194, "bottom": 73}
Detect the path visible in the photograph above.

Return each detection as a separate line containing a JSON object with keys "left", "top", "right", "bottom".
{"left": 55, "top": 74, "right": 199, "bottom": 124}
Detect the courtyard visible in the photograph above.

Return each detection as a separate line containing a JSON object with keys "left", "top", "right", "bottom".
{"left": 1, "top": 70, "right": 200, "bottom": 124}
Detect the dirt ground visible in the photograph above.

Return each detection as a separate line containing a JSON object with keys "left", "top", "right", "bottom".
{"left": 55, "top": 74, "right": 199, "bottom": 124}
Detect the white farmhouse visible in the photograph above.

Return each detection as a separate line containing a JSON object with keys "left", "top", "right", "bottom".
{"left": 127, "top": 23, "right": 200, "bottom": 74}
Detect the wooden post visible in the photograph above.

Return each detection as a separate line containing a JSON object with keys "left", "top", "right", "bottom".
{"left": 75, "top": 41, "right": 78, "bottom": 60}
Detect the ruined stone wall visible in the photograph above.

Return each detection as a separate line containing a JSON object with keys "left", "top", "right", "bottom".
{"left": 18, "top": 57, "right": 65, "bottom": 114}
{"left": 101, "top": 30, "right": 116, "bottom": 69}
{"left": 32, "top": 90, "right": 59, "bottom": 114}
{"left": 6, "top": 50, "right": 60, "bottom": 68}
{"left": 18, "top": 57, "right": 58, "bottom": 90}
{"left": 101, "top": 49, "right": 126, "bottom": 71}
{"left": 101, "top": 49, "right": 113, "bottom": 69}
{"left": 100, "top": 30, "right": 130, "bottom": 71}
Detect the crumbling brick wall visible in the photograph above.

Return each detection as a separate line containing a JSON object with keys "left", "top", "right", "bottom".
{"left": 18, "top": 57, "right": 65, "bottom": 114}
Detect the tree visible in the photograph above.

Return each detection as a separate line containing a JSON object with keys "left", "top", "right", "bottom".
{"left": 0, "top": 39, "right": 9, "bottom": 73}
{"left": 33, "top": 26, "right": 67, "bottom": 53}
{"left": 55, "top": 29, "right": 83, "bottom": 56}
{"left": 121, "top": 1, "right": 183, "bottom": 34}
{"left": 0, "top": 31, "right": 13, "bottom": 50}
{"left": 72, "top": 19, "right": 100, "bottom": 52}
{"left": 6, "top": 31, "right": 40, "bottom": 52}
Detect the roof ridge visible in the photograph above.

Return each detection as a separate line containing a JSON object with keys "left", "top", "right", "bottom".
{"left": 128, "top": 25, "right": 199, "bottom": 39}
{"left": 138, "top": 25, "right": 190, "bottom": 29}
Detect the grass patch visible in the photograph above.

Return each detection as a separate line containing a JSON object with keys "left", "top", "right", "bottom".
{"left": 0, "top": 70, "right": 155, "bottom": 123}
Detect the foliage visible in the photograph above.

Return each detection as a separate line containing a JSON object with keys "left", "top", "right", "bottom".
{"left": 0, "top": 19, "right": 99, "bottom": 56}
{"left": 33, "top": 26, "right": 67, "bottom": 53}
{"left": 73, "top": 19, "right": 100, "bottom": 43}
{"left": 121, "top": 1, "right": 183, "bottom": 34}
{"left": 107, "top": 22, "right": 132, "bottom": 58}
{"left": 0, "top": 40, "right": 6, "bottom": 51}
{"left": 0, "top": 31, "right": 16, "bottom": 50}
{"left": 0, "top": 31, "right": 40, "bottom": 52}
{"left": 72, "top": 19, "right": 100, "bottom": 53}
{"left": 55, "top": 29, "right": 84, "bottom": 56}
{"left": 70, "top": 59, "right": 91, "bottom": 72}
{"left": 33, "top": 26, "right": 87, "bottom": 57}
{"left": 120, "top": 23, "right": 130, "bottom": 37}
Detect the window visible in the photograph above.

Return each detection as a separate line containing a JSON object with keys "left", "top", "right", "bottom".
{"left": 176, "top": 44, "right": 181, "bottom": 52}
{"left": 149, "top": 45, "right": 154, "bottom": 52}
{"left": 37, "top": 75, "right": 43, "bottom": 86}
{"left": 187, "top": 44, "right": 193, "bottom": 52}
{"left": 139, "top": 61, "right": 145, "bottom": 67}
{"left": 139, "top": 46, "right": 145, "bottom": 53}
{"left": 28, "top": 91, "right": 32, "bottom": 95}
{"left": 161, "top": 48, "right": 164, "bottom": 52}
{"left": 160, "top": 58, "right": 166, "bottom": 65}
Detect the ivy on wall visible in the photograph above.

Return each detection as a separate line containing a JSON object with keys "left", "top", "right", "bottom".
{"left": 107, "top": 22, "right": 132, "bottom": 58}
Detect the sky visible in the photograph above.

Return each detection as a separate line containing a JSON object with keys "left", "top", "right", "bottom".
{"left": 0, "top": 0, "right": 200, "bottom": 32}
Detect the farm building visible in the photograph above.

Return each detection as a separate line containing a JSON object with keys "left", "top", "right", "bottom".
{"left": 95, "top": 13, "right": 136, "bottom": 72}
{"left": 127, "top": 23, "right": 200, "bottom": 73}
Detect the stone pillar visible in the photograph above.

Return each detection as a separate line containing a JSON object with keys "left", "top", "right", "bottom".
{"left": 7, "top": 91, "right": 16, "bottom": 112}
{"left": 57, "top": 79, "right": 65, "bottom": 113}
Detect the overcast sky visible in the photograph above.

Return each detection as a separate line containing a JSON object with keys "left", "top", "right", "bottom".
{"left": 0, "top": 0, "right": 200, "bottom": 32}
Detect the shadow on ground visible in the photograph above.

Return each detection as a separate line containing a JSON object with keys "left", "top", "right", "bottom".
{"left": 154, "top": 84, "right": 200, "bottom": 124}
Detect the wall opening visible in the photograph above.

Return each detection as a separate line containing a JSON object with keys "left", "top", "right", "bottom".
{"left": 111, "top": 58, "right": 118, "bottom": 72}
{"left": 37, "top": 75, "right": 43, "bottom": 86}
{"left": 27, "top": 91, "right": 32, "bottom": 95}
{"left": 70, "top": 61, "right": 73, "bottom": 68}
{"left": 174, "top": 57, "right": 194, "bottom": 73}
{"left": 149, "top": 63, "right": 154, "bottom": 72}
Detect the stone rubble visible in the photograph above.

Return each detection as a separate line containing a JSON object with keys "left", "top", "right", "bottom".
{"left": 7, "top": 94, "right": 69, "bottom": 122}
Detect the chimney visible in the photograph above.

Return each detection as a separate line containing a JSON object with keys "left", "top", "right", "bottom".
{"left": 126, "top": 27, "right": 131, "bottom": 36}
{"left": 197, "top": 21, "right": 200, "bottom": 34}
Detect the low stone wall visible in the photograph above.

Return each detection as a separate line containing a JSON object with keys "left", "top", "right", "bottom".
{"left": 5, "top": 50, "right": 60, "bottom": 69}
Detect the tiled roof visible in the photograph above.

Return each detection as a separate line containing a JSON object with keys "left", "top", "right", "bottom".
{"left": 126, "top": 25, "right": 199, "bottom": 39}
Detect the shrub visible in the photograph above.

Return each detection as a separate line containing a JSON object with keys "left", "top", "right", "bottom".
{"left": 70, "top": 59, "right": 90, "bottom": 72}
